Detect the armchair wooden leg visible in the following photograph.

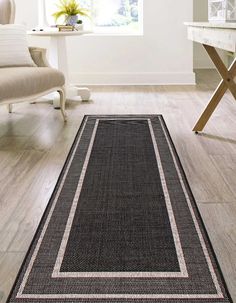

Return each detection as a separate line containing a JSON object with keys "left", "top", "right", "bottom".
{"left": 8, "top": 104, "right": 13, "bottom": 113}
{"left": 58, "top": 89, "right": 67, "bottom": 122}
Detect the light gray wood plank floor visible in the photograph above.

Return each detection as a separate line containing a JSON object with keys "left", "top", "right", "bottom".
{"left": 0, "top": 69, "right": 235, "bottom": 302}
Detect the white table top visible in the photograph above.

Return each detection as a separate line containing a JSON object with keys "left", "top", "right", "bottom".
{"left": 184, "top": 22, "right": 236, "bottom": 29}
{"left": 27, "top": 29, "right": 92, "bottom": 37}
{"left": 185, "top": 22, "right": 236, "bottom": 52}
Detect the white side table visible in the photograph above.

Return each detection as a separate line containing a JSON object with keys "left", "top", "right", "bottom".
{"left": 28, "top": 30, "right": 91, "bottom": 108}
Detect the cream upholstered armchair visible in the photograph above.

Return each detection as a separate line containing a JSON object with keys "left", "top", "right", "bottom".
{"left": 0, "top": 0, "right": 67, "bottom": 121}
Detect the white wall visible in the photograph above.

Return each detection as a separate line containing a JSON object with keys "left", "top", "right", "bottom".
{"left": 15, "top": 0, "right": 195, "bottom": 85}
{"left": 15, "top": 0, "right": 37, "bottom": 29}
{"left": 193, "top": 0, "right": 227, "bottom": 69}
{"left": 193, "top": 0, "right": 213, "bottom": 68}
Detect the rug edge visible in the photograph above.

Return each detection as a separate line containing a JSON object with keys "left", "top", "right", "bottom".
{"left": 159, "top": 115, "right": 233, "bottom": 303}
{"left": 6, "top": 116, "right": 89, "bottom": 303}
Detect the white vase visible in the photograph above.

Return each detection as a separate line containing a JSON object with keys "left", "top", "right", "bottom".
{"left": 66, "top": 15, "right": 79, "bottom": 26}
{"left": 74, "top": 23, "right": 83, "bottom": 31}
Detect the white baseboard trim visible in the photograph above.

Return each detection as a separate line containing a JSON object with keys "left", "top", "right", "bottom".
{"left": 70, "top": 72, "right": 196, "bottom": 85}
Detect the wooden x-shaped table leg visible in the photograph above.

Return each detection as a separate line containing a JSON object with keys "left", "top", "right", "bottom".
{"left": 193, "top": 44, "right": 236, "bottom": 133}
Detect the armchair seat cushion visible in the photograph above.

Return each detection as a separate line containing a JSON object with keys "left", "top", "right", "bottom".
{"left": 0, "top": 67, "right": 65, "bottom": 102}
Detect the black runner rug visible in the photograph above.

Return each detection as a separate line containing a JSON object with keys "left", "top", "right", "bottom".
{"left": 7, "top": 115, "right": 232, "bottom": 303}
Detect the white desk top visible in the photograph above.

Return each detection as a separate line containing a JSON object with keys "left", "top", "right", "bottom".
{"left": 27, "top": 30, "right": 92, "bottom": 37}
{"left": 185, "top": 22, "right": 236, "bottom": 52}
{"left": 184, "top": 22, "right": 236, "bottom": 29}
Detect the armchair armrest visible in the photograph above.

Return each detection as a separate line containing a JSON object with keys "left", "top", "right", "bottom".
{"left": 29, "top": 47, "right": 50, "bottom": 67}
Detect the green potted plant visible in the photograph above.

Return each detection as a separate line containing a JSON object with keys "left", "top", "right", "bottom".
{"left": 53, "top": 0, "right": 90, "bottom": 26}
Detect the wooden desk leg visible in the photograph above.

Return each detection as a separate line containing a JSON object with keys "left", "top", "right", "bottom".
{"left": 193, "top": 45, "right": 236, "bottom": 133}
{"left": 193, "top": 80, "right": 228, "bottom": 132}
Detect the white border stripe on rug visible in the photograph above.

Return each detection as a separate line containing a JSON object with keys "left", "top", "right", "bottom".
{"left": 158, "top": 116, "right": 223, "bottom": 298}
{"left": 52, "top": 118, "right": 187, "bottom": 279}
{"left": 18, "top": 293, "right": 223, "bottom": 300}
{"left": 148, "top": 119, "right": 187, "bottom": 278}
{"left": 52, "top": 119, "right": 100, "bottom": 277}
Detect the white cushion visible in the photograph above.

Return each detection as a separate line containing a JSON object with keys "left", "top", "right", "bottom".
{"left": 0, "top": 24, "right": 36, "bottom": 67}
{"left": 0, "top": 67, "right": 65, "bottom": 102}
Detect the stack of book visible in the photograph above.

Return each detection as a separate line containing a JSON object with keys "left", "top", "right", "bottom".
{"left": 57, "top": 25, "right": 74, "bottom": 32}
